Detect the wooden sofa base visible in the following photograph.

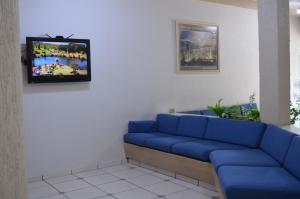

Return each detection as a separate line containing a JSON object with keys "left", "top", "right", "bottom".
{"left": 124, "top": 143, "right": 215, "bottom": 185}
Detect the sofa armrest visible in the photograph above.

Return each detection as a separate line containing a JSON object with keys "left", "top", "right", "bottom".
{"left": 128, "top": 121, "right": 158, "bottom": 133}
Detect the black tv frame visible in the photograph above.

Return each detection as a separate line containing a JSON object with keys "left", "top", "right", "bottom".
{"left": 26, "top": 37, "right": 91, "bottom": 83}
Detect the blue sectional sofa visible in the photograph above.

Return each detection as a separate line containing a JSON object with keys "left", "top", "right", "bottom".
{"left": 123, "top": 114, "right": 300, "bottom": 199}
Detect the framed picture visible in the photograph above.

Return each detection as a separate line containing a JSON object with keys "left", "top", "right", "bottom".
{"left": 176, "top": 21, "right": 219, "bottom": 72}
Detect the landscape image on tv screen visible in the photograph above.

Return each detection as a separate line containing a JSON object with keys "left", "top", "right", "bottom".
{"left": 31, "top": 41, "right": 88, "bottom": 76}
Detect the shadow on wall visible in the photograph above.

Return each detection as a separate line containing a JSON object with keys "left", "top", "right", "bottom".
{"left": 20, "top": 44, "right": 91, "bottom": 94}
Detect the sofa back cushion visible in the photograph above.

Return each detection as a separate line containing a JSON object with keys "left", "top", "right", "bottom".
{"left": 128, "top": 121, "right": 158, "bottom": 133}
{"left": 204, "top": 118, "right": 266, "bottom": 147}
{"left": 177, "top": 116, "right": 208, "bottom": 138}
{"left": 284, "top": 136, "right": 300, "bottom": 180}
{"left": 157, "top": 114, "right": 179, "bottom": 135}
{"left": 179, "top": 110, "right": 202, "bottom": 115}
{"left": 260, "top": 125, "right": 295, "bottom": 163}
{"left": 200, "top": 109, "right": 217, "bottom": 116}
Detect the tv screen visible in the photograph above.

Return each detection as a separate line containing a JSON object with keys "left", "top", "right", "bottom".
{"left": 26, "top": 37, "right": 91, "bottom": 83}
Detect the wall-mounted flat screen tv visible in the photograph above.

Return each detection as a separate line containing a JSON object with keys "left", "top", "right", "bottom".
{"left": 26, "top": 37, "right": 91, "bottom": 83}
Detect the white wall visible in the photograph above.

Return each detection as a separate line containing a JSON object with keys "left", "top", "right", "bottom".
{"left": 19, "top": 0, "right": 259, "bottom": 179}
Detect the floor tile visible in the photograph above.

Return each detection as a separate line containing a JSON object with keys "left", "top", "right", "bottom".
{"left": 65, "top": 187, "right": 106, "bottom": 199}
{"left": 53, "top": 179, "right": 90, "bottom": 192}
{"left": 166, "top": 190, "right": 210, "bottom": 199}
{"left": 84, "top": 174, "right": 120, "bottom": 185}
{"left": 114, "top": 188, "right": 157, "bottom": 199}
{"left": 139, "top": 163, "right": 157, "bottom": 172}
{"left": 46, "top": 175, "right": 78, "bottom": 185}
{"left": 198, "top": 181, "right": 218, "bottom": 191}
{"left": 126, "top": 174, "right": 164, "bottom": 187}
{"left": 192, "top": 185, "right": 219, "bottom": 197}
{"left": 40, "top": 194, "right": 67, "bottom": 199}
{"left": 170, "top": 178, "right": 197, "bottom": 188}
{"left": 98, "top": 196, "right": 115, "bottom": 199}
{"left": 27, "top": 164, "right": 220, "bottom": 199}
{"left": 98, "top": 181, "right": 137, "bottom": 194}
{"left": 28, "top": 184, "right": 58, "bottom": 199}
{"left": 155, "top": 168, "right": 175, "bottom": 178}
{"left": 144, "top": 181, "right": 187, "bottom": 195}
{"left": 174, "top": 174, "right": 198, "bottom": 186}
{"left": 135, "top": 167, "right": 156, "bottom": 174}
{"left": 28, "top": 181, "right": 49, "bottom": 189}
{"left": 150, "top": 172, "right": 173, "bottom": 180}
{"left": 112, "top": 169, "right": 146, "bottom": 179}
{"left": 103, "top": 164, "right": 137, "bottom": 173}
{"left": 75, "top": 169, "right": 106, "bottom": 178}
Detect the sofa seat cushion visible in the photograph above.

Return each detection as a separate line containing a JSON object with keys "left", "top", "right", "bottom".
{"left": 218, "top": 166, "right": 300, "bottom": 199}
{"left": 210, "top": 149, "right": 280, "bottom": 171}
{"left": 176, "top": 116, "right": 208, "bottom": 138}
{"left": 205, "top": 118, "right": 266, "bottom": 147}
{"left": 124, "top": 132, "right": 172, "bottom": 146}
{"left": 144, "top": 136, "right": 196, "bottom": 153}
{"left": 171, "top": 140, "right": 246, "bottom": 161}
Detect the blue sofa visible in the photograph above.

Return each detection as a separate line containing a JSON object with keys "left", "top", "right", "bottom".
{"left": 123, "top": 114, "right": 300, "bottom": 199}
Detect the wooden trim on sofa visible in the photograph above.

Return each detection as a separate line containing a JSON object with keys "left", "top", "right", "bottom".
{"left": 124, "top": 143, "right": 215, "bottom": 185}
{"left": 212, "top": 168, "right": 227, "bottom": 199}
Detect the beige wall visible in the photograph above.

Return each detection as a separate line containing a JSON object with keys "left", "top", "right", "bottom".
{"left": 0, "top": 0, "right": 27, "bottom": 198}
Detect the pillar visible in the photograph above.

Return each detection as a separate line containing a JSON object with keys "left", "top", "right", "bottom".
{"left": 0, "top": 0, "right": 27, "bottom": 198}
{"left": 258, "top": 0, "right": 290, "bottom": 125}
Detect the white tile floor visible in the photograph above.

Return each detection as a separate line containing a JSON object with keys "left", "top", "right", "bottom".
{"left": 28, "top": 163, "right": 219, "bottom": 199}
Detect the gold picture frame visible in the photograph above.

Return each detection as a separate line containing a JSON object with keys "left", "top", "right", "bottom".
{"left": 176, "top": 21, "right": 219, "bottom": 73}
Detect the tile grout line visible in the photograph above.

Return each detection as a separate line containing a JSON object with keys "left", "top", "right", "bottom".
{"left": 41, "top": 165, "right": 135, "bottom": 199}
{"left": 30, "top": 163, "right": 218, "bottom": 199}
{"left": 106, "top": 166, "right": 191, "bottom": 198}
{"left": 71, "top": 173, "right": 119, "bottom": 199}
{"left": 42, "top": 179, "right": 70, "bottom": 199}
{"left": 119, "top": 162, "right": 217, "bottom": 198}
{"left": 135, "top": 162, "right": 218, "bottom": 196}
{"left": 129, "top": 162, "right": 218, "bottom": 198}
{"left": 106, "top": 167, "right": 164, "bottom": 198}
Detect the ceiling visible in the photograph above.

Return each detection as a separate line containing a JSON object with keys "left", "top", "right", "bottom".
{"left": 200, "top": 0, "right": 300, "bottom": 15}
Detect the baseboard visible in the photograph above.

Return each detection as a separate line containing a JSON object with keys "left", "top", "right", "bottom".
{"left": 27, "top": 158, "right": 126, "bottom": 183}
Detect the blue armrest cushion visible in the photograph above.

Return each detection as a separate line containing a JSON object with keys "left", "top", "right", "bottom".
{"left": 128, "top": 121, "right": 158, "bottom": 133}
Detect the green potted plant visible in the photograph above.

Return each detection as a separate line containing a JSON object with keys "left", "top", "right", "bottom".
{"left": 290, "top": 98, "right": 300, "bottom": 124}
{"left": 208, "top": 96, "right": 260, "bottom": 122}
